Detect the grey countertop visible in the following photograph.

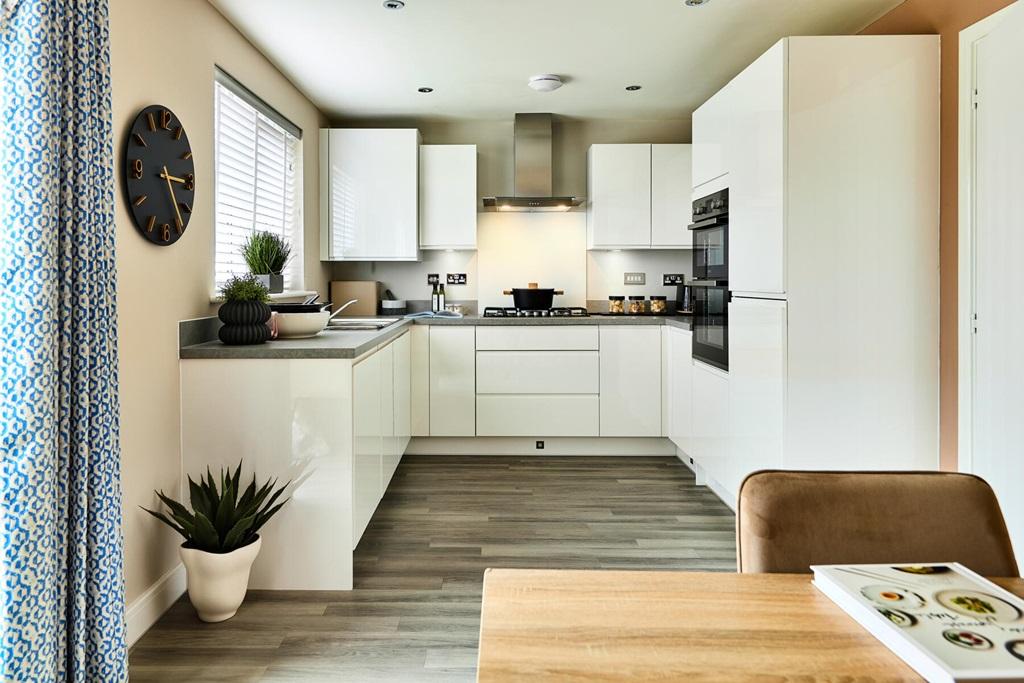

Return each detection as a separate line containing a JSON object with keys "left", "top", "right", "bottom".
{"left": 179, "top": 315, "right": 692, "bottom": 360}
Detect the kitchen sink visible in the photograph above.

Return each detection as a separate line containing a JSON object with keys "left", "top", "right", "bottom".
{"left": 326, "top": 317, "right": 402, "bottom": 331}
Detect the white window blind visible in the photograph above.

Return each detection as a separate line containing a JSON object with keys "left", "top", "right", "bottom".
{"left": 214, "top": 74, "right": 302, "bottom": 292}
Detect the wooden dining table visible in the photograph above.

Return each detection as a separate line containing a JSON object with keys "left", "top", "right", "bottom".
{"left": 476, "top": 568, "right": 1024, "bottom": 682}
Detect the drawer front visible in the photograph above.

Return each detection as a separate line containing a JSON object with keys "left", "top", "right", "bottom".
{"left": 476, "top": 395, "right": 599, "bottom": 437}
{"left": 476, "top": 325, "right": 599, "bottom": 351}
{"left": 477, "top": 351, "right": 599, "bottom": 394}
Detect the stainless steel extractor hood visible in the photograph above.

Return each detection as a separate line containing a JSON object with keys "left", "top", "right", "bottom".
{"left": 482, "top": 113, "right": 584, "bottom": 212}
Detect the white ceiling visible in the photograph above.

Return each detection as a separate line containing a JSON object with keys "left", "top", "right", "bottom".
{"left": 210, "top": 0, "right": 903, "bottom": 122}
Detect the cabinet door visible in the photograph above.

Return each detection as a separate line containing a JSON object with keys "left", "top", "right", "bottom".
{"left": 599, "top": 327, "right": 661, "bottom": 436}
{"left": 667, "top": 327, "right": 693, "bottom": 453}
{"left": 410, "top": 325, "right": 430, "bottom": 436}
{"left": 692, "top": 84, "right": 732, "bottom": 188}
{"left": 324, "top": 129, "right": 419, "bottom": 261}
{"left": 691, "top": 361, "right": 731, "bottom": 503}
{"left": 429, "top": 326, "right": 476, "bottom": 436}
{"left": 352, "top": 351, "right": 382, "bottom": 547}
{"left": 729, "top": 298, "right": 786, "bottom": 492}
{"left": 729, "top": 41, "right": 786, "bottom": 296}
{"left": 651, "top": 144, "right": 693, "bottom": 248}
{"left": 587, "top": 144, "right": 652, "bottom": 249}
{"left": 379, "top": 340, "right": 397, "bottom": 496}
{"left": 393, "top": 332, "right": 412, "bottom": 458}
{"left": 419, "top": 145, "right": 477, "bottom": 250}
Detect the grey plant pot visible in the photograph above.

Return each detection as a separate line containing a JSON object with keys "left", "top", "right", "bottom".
{"left": 254, "top": 273, "right": 284, "bottom": 294}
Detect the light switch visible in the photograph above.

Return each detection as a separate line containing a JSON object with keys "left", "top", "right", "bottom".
{"left": 624, "top": 272, "right": 646, "bottom": 285}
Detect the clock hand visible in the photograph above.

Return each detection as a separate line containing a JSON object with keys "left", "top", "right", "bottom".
{"left": 159, "top": 171, "right": 186, "bottom": 184}
{"left": 162, "top": 165, "right": 184, "bottom": 230}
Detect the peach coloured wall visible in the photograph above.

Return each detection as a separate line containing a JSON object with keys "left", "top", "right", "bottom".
{"left": 860, "top": 0, "right": 1016, "bottom": 471}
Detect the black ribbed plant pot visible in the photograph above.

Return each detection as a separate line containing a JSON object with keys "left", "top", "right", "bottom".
{"left": 218, "top": 300, "right": 271, "bottom": 345}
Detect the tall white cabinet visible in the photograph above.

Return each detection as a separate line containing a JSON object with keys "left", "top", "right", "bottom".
{"left": 320, "top": 128, "right": 420, "bottom": 261}
{"left": 683, "top": 35, "right": 940, "bottom": 509}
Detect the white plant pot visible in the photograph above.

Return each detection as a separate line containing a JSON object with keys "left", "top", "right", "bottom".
{"left": 179, "top": 536, "right": 262, "bottom": 622}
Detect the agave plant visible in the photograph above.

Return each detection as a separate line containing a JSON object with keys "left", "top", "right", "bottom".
{"left": 142, "top": 462, "right": 290, "bottom": 554}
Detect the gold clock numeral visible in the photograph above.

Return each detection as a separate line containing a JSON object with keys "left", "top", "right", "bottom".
{"left": 130, "top": 159, "right": 143, "bottom": 179}
{"left": 132, "top": 133, "right": 147, "bottom": 147}
{"left": 146, "top": 215, "right": 156, "bottom": 233}
{"left": 174, "top": 126, "right": 183, "bottom": 141}
{"left": 174, "top": 215, "right": 183, "bottom": 232}
{"left": 146, "top": 112, "right": 157, "bottom": 132}
{"left": 182, "top": 150, "right": 192, "bottom": 161}
{"left": 179, "top": 201, "right": 192, "bottom": 214}
{"left": 184, "top": 173, "right": 195, "bottom": 192}
{"left": 133, "top": 194, "right": 147, "bottom": 206}
{"left": 160, "top": 224, "right": 171, "bottom": 242}
{"left": 160, "top": 110, "right": 173, "bottom": 130}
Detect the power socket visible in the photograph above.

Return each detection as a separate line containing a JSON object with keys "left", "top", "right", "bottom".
{"left": 427, "top": 273, "right": 440, "bottom": 285}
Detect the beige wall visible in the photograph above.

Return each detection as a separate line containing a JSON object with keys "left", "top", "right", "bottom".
{"left": 860, "top": 0, "right": 1016, "bottom": 472}
{"left": 110, "top": 0, "right": 328, "bottom": 605}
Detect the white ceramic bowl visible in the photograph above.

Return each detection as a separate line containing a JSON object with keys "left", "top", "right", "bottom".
{"left": 275, "top": 310, "right": 331, "bottom": 339}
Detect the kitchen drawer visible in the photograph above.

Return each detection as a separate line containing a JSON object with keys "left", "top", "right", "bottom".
{"left": 477, "top": 351, "right": 599, "bottom": 394}
{"left": 476, "top": 326, "right": 598, "bottom": 351}
{"left": 476, "top": 395, "right": 599, "bottom": 437}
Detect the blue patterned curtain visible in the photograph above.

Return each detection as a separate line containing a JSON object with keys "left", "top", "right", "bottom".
{"left": 1, "top": 0, "right": 127, "bottom": 680}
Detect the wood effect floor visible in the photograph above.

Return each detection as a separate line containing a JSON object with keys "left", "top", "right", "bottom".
{"left": 129, "top": 455, "right": 737, "bottom": 682}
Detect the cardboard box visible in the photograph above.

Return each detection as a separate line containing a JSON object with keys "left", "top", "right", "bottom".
{"left": 329, "top": 281, "right": 381, "bottom": 316}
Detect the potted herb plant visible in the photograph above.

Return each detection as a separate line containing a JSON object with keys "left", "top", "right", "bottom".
{"left": 241, "top": 230, "right": 291, "bottom": 294}
{"left": 218, "top": 274, "right": 271, "bottom": 345}
{"left": 142, "top": 463, "right": 290, "bottom": 622}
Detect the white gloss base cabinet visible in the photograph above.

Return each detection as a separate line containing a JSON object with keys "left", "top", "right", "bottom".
{"left": 320, "top": 128, "right": 420, "bottom": 261}
{"left": 179, "top": 331, "right": 411, "bottom": 591}
{"left": 429, "top": 326, "right": 476, "bottom": 436}
{"left": 599, "top": 327, "right": 662, "bottom": 437}
{"left": 665, "top": 326, "right": 693, "bottom": 453}
{"left": 419, "top": 144, "right": 477, "bottom": 250}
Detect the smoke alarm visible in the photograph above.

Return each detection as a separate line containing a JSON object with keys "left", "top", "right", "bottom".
{"left": 528, "top": 75, "right": 563, "bottom": 93}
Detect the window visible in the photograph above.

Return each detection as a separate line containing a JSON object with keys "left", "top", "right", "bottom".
{"left": 214, "top": 69, "right": 302, "bottom": 292}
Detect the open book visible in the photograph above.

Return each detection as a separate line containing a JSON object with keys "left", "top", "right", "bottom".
{"left": 813, "top": 563, "right": 1024, "bottom": 683}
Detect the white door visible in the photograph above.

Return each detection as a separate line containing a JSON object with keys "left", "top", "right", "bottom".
{"left": 970, "top": 2, "right": 1024, "bottom": 557}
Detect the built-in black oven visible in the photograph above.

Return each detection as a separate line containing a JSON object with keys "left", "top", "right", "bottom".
{"left": 689, "top": 189, "right": 728, "bottom": 281}
{"left": 689, "top": 189, "right": 730, "bottom": 370}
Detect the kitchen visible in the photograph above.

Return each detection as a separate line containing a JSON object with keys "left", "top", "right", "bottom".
{"left": 4, "top": 0, "right": 1024, "bottom": 681}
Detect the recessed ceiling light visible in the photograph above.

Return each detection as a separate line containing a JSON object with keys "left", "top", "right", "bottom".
{"left": 417, "top": 87, "right": 433, "bottom": 93}
{"left": 383, "top": 0, "right": 405, "bottom": 9}
{"left": 626, "top": 85, "right": 642, "bottom": 91}
{"left": 528, "top": 74, "right": 563, "bottom": 92}
{"left": 685, "top": 0, "right": 710, "bottom": 5}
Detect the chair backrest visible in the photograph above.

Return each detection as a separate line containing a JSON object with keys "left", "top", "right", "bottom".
{"left": 737, "top": 470, "right": 1019, "bottom": 576}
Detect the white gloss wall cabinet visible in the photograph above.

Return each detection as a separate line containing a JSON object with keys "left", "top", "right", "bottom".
{"left": 429, "top": 326, "right": 476, "bottom": 436}
{"left": 691, "top": 81, "right": 733, "bottom": 190}
{"left": 587, "top": 144, "right": 652, "bottom": 249}
{"left": 320, "top": 128, "right": 420, "bottom": 261}
{"left": 419, "top": 144, "right": 477, "bottom": 250}
{"left": 180, "top": 330, "right": 411, "bottom": 591}
{"left": 665, "top": 326, "right": 693, "bottom": 453}
{"left": 651, "top": 144, "right": 693, "bottom": 248}
{"left": 599, "top": 327, "right": 662, "bottom": 437}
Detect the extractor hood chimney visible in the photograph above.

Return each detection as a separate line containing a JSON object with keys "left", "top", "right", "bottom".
{"left": 482, "top": 113, "right": 584, "bottom": 212}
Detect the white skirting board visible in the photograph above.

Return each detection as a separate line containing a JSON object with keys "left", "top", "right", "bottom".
{"left": 125, "top": 562, "right": 186, "bottom": 647}
{"left": 406, "top": 437, "right": 677, "bottom": 457}
{"left": 674, "top": 447, "right": 736, "bottom": 511}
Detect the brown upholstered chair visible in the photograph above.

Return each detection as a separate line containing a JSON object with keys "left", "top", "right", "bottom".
{"left": 737, "top": 470, "right": 1019, "bottom": 576}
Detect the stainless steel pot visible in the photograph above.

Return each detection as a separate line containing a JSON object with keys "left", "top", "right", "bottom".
{"left": 502, "top": 283, "right": 565, "bottom": 310}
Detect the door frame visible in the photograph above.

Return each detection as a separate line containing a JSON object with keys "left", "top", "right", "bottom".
{"left": 957, "top": 2, "right": 1019, "bottom": 473}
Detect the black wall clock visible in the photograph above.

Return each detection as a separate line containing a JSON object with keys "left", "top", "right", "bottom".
{"left": 123, "top": 104, "right": 195, "bottom": 246}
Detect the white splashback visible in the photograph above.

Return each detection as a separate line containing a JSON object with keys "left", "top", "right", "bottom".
{"left": 586, "top": 249, "right": 691, "bottom": 300}
{"left": 477, "top": 212, "right": 588, "bottom": 309}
